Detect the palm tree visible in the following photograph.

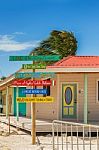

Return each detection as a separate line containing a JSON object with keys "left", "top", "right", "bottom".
{"left": 30, "top": 30, "right": 77, "bottom": 65}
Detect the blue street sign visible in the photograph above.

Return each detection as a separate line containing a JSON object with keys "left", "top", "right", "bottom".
{"left": 22, "top": 89, "right": 47, "bottom": 94}
{"left": 15, "top": 72, "right": 55, "bottom": 78}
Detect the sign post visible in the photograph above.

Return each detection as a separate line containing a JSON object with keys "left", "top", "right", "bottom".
{"left": 32, "top": 54, "right": 36, "bottom": 145}
{"left": 32, "top": 98, "right": 36, "bottom": 144}
{"left": 9, "top": 54, "right": 60, "bottom": 145}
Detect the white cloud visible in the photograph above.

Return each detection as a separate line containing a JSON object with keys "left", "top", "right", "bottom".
{"left": 13, "top": 32, "right": 25, "bottom": 35}
{"left": 0, "top": 34, "right": 39, "bottom": 52}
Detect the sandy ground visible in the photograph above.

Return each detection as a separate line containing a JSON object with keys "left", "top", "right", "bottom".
{"left": 0, "top": 122, "right": 53, "bottom": 150}
{"left": 0, "top": 122, "right": 98, "bottom": 150}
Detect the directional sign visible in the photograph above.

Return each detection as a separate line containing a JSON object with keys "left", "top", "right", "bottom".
{"left": 22, "top": 89, "right": 47, "bottom": 94}
{"left": 16, "top": 97, "right": 54, "bottom": 103}
{"left": 12, "top": 79, "right": 56, "bottom": 86}
{"left": 22, "top": 64, "right": 46, "bottom": 69}
{"left": 15, "top": 72, "right": 55, "bottom": 79}
{"left": 9, "top": 55, "right": 60, "bottom": 61}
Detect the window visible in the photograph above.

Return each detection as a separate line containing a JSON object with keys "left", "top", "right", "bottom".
{"left": 2, "top": 95, "right": 6, "bottom": 105}
{"left": 65, "top": 87, "right": 72, "bottom": 105}
{"left": 47, "top": 85, "right": 50, "bottom": 96}
{"left": 43, "top": 85, "right": 46, "bottom": 97}
{"left": 0, "top": 91, "right": 2, "bottom": 105}
{"left": 43, "top": 78, "right": 50, "bottom": 97}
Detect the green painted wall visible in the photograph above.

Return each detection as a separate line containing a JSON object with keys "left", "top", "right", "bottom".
{"left": 14, "top": 87, "right": 26, "bottom": 116}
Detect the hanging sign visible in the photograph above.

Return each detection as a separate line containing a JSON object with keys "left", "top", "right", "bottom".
{"left": 15, "top": 72, "right": 55, "bottom": 79}
{"left": 16, "top": 97, "right": 54, "bottom": 103}
{"left": 9, "top": 55, "right": 60, "bottom": 61}
{"left": 12, "top": 79, "right": 56, "bottom": 86}
{"left": 22, "top": 89, "right": 47, "bottom": 94}
{"left": 22, "top": 64, "right": 46, "bottom": 69}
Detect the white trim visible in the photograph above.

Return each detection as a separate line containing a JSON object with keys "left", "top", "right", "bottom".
{"left": 36, "top": 68, "right": 99, "bottom": 73}
{"left": 60, "top": 82, "right": 78, "bottom": 121}
{"left": 6, "top": 86, "right": 9, "bottom": 118}
{"left": 96, "top": 79, "right": 99, "bottom": 103}
{"left": 0, "top": 76, "right": 15, "bottom": 87}
{"left": 56, "top": 74, "right": 60, "bottom": 120}
{"left": 10, "top": 86, "right": 27, "bottom": 87}
{"left": 1, "top": 67, "right": 99, "bottom": 87}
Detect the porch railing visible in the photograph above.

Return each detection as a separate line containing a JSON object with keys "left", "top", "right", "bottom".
{"left": 52, "top": 120, "right": 99, "bottom": 150}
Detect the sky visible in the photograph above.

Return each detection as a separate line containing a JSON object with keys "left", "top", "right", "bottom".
{"left": 0, "top": 0, "right": 99, "bottom": 77}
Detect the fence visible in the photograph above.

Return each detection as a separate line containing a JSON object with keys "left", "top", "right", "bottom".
{"left": 52, "top": 120, "right": 99, "bottom": 150}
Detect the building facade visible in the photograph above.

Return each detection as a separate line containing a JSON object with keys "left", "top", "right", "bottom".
{"left": 1, "top": 56, "right": 99, "bottom": 123}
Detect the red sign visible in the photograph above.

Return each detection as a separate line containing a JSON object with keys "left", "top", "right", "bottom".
{"left": 12, "top": 79, "right": 56, "bottom": 86}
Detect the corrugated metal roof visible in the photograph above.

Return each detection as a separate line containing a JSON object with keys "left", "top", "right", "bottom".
{"left": 48, "top": 56, "right": 99, "bottom": 68}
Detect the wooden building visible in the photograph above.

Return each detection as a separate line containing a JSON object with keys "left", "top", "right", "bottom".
{"left": 1, "top": 56, "right": 99, "bottom": 124}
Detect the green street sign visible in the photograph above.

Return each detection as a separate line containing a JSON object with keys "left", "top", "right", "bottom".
{"left": 15, "top": 72, "right": 55, "bottom": 79}
{"left": 22, "top": 64, "right": 46, "bottom": 69}
{"left": 9, "top": 55, "right": 60, "bottom": 61}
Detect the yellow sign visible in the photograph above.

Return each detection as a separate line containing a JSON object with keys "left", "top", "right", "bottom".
{"left": 16, "top": 97, "right": 54, "bottom": 103}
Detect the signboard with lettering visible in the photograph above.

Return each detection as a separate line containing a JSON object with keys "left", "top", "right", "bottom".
{"left": 22, "top": 89, "right": 47, "bottom": 94}
{"left": 9, "top": 54, "right": 58, "bottom": 145}
{"left": 15, "top": 72, "right": 55, "bottom": 79}
{"left": 16, "top": 97, "right": 54, "bottom": 103}
{"left": 12, "top": 79, "right": 55, "bottom": 86}
{"left": 22, "top": 64, "right": 46, "bottom": 69}
{"left": 9, "top": 55, "right": 60, "bottom": 61}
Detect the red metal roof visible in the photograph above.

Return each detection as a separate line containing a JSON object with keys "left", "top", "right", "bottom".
{"left": 47, "top": 56, "right": 99, "bottom": 68}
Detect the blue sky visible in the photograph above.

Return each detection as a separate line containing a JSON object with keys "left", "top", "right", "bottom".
{"left": 0, "top": 0, "right": 99, "bottom": 77}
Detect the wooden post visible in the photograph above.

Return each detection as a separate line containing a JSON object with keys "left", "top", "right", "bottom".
{"left": 16, "top": 87, "right": 19, "bottom": 121}
{"left": 12, "top": 87, "right": 14, "bottom": 115}
{"left": 31, "top": 54, "right": 36, "bottom": 145}
{"left": 6, "top": 86, "right": 10, "bottom": 134}
{"left": 32, "top": 100, "right": 36, "bottom": 144}
{"left": 8, "top": 93, "right": 12, "bottom": 134}
{"left": 6, "top": 86, "right": 9, "bottom": 118}
{"left": 84, "top": 74, "right": 88, "bottom": 124}
{"left": 8, "top": 107, "right": 10, "bottom": 134}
